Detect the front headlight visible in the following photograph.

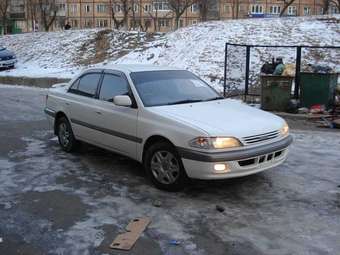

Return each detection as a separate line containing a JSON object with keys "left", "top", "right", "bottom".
{"left": 280, "top": 122, "right": 289, "bottom": 136}
{"left": 189, "top": 137, "right": 242, "bottom": 150}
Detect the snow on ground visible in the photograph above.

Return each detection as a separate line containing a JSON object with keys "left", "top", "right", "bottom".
{"left": 0, "top": 15, "right": 339, "bottom": 91}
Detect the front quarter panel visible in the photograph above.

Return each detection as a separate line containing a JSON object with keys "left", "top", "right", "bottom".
{"left": 136, "top": 107, "right": 208, "bottom": 162}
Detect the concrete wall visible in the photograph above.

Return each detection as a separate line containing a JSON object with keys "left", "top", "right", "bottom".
{"left": 0, "top": 76, "right": 71, "bottom": 88}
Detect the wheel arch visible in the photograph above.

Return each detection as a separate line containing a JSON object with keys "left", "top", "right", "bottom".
{"left": 142, "top": 135, "right": 176, "bottom": 163}
{"left": 54, "top": 111, "right": 69, "bottom": 135}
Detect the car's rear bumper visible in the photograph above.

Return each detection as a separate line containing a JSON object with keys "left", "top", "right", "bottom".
{"left": 178, "top": 135, "right": 292, "bottom": 179}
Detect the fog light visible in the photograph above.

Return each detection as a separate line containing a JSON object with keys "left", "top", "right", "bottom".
{"left": 214, "top": 163, "right": 227, "bottom": 171}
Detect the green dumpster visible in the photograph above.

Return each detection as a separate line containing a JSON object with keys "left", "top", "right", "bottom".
{"left": 300, "top": 72, "right": 338, "bottom": 109}
{"left": 260, "top": 75, "right": 294, "bottom": 111}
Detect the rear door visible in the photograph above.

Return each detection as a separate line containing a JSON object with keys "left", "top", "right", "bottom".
{"left": 93, "top": 70, "right": 139, "bottom": 158}
{"left": 66, "top": 71, "right": 103, "bottom": 143}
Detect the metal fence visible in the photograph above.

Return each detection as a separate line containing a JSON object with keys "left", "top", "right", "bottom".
{"left": 223, "top": 42, "right": 340, "bottom": 100}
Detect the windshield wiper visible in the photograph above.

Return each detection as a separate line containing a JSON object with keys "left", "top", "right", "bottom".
{"left": 204, "top": 96, "right": 224, "bottom": 102}
{"left": 166, "top": 99, "right": 204, "bottom": 105}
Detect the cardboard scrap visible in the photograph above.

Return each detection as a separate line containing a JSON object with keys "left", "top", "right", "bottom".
{"left": 110, "top": 217, "right": 151, "bottom": 250}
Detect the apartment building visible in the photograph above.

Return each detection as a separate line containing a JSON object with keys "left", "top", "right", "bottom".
{"left": 219, "top": 0, "right": 330, "bottom": 19}
{"left": 63, "top": 0, "right": 202, "bottom": 32}
{"left": 63, "top": 0, "right": 339, "bottom": 32}
{"left": 2, "top": 0, "right": 339, "bottom": 33}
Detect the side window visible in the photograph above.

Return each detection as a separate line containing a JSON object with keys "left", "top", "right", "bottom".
{"left": 77, "top": 73, "right": 101, "bottom": 97}
{"left": 99, "top": 74, "right": 129, "bottom": 101}
{"left": 69, "top": 79, "right": 79, "bottom": 91}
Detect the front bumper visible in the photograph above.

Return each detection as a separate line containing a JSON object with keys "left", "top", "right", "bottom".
{"left": 0, "top": 59, "right": 17, "bottom": 68}
{"left": 178, "top": 135, "right": 293, "bottom": 179}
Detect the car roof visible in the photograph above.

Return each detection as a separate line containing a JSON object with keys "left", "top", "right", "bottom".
{"left": 98, "top": 64, "right": 182, "bottom": 73}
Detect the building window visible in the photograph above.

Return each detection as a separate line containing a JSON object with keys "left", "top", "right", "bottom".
{"left": 224, "top": 4, "right": 231, "bottom": 14}
{"left": 114, "top": 4, "right": 122, "bottom": 13}
{"left": 96, "top": 4, "right": 107, "bottom": 13}
{"left": 192, "top": 20, "right": 197, "bottom": 25}
{"left": 319, "top": 7, "right": 324, "bottom": 14}
{"left": 84, "top": 4, "right": 91, "bottom": 13}
{"left": 191, "top": 3, "right": 199, "bottom": 13}
{"left": 154, "top": 2, "right": 169, "bottom": 11}
{"left": 287, "top": 6, "right": 297, "bottom": 15}
{"left": 70, "top": 4, "right": 77, "bottom": 14}
{"left": 96, "top": 19, "right": 108, "bottom": 27}
{"left": 133, "top": 4, "right": 138, "bottom": 12}
{"left": 179, "top": 19, "right": 184, "bottom": 27}
{"left": 270, "top": 6, "right": 281, "bottom": 14}
{"left": 71, "top": 19, "right": 78, "bottom": 28}
{"left": 144, "top": 4, "right": 152, "bottom": 12}
{"left": 158, "top": 19, "right": 170, "bottom": 27}
{"left": 330, "top": 6, "right": 338, "bottom": 14}
{"left": 58, "top": 4, "right": 66, "bottom": 11}
{"left": 303, "top": 7, "right": 311, "bottom": 15}
{"left": 84, "top": 19, "right": 92, "bottom": 27}
{"left": 251, "top": 5, "right": 263, "bottom": 14}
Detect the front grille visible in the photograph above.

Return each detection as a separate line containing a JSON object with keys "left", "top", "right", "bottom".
{"left": 238, "top": 149, "right": 285, "bottom": 167}
{"left": 0, "top": 56, "right": 13, "bottom": 61}
{"left": 242, "top": 130, "right": 280, "bottom": 145}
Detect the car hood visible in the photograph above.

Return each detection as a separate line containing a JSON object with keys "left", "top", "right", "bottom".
{"left": 150, "top": 99, "right": 285, "bottom": 138}
{"left": 0, "top": 48, "right": 15, "bottom": 58}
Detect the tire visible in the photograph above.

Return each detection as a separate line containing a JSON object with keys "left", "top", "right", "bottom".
{"left": 56, "top": 116, "right": 78, "bottom": 152}
{"left": 144, "top": 142, "right": 188, "bottom": 191}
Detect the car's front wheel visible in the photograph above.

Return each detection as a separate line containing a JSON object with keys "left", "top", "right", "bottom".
{"left": 56, "top": 117, "right": 78, "bottom": 152}
{"left": 144, "top": 142, "right": 188, "bottom": 191}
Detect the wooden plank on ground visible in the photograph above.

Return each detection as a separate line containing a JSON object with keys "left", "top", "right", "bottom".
{"left": 110, "top": 217, "right": 151, "bottom": 250}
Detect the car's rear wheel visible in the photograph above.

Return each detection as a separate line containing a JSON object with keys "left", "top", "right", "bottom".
{"left": 56, "top": 117, "right": 78, "bottom": 152}
{"left": 144, "top": 142, "right": 188, "bottom": 191}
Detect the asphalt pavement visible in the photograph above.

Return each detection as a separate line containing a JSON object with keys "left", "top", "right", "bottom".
{"left": 0, "top": 84, "right": 339, "bottom": 255}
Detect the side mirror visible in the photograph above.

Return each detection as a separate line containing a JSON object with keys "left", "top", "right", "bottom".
{"left": 113, "top": 95, "right": 132, "bottom": 107}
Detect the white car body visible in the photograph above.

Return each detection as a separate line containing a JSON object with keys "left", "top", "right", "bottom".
{"left": 45, "top": 65, "right": 292, "bottom": 180}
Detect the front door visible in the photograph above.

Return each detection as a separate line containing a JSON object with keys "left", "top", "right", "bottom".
{"left": 91, "top": 71, "right": 139, "bottom": 159}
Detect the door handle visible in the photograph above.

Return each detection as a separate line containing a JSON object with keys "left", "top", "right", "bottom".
{"left": 65, "top": 102, "right": 70, "bottom": 106}
{"left": 95, "top": 111, "right": 102, "bottom": 115}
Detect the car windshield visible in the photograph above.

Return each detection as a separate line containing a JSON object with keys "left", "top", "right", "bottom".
{"left": 130, "top": 70, "right": 223, "bottom": 107}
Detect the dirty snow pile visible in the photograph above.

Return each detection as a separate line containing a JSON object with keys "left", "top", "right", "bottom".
{"left": 0, "top": 29, "right": 161, "bottom": 78}
{"left": 0, "top": 15, "right": 339, "bottom": 91}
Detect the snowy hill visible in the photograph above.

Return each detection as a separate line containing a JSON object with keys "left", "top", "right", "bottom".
{"left": 0, "top": 15, "right": 339, "bottom": 91}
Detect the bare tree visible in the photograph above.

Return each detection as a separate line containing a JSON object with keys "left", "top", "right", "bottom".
{"left": 329, "top": 0, "right": 340, "bottom": 12}
{"left": 0, "top": 0, "right": 10, "bottom": 34}
{"left": 321, "top": 0, "right": 340, "bottom": 14}
{"left": 279, "top": 0, "right": 295, "bottom": 17}
{"left": 167, "top": 0, "right": 196, "bottom": 30}
{"left": 111, "top": 0, "right": 130, "bottom": 29}
{"left": 231, "top": 0, "right": 239, "bottom": 19}
{"left": 26, "top": 0, "right": 37, "bottom": 31}
{"left": 37, "top": 0, "right": 58, "bottom": 31}
{"left": 322, "top": 0, "right": 331, "bottom": 13}
{"left": 197, "top": 0, "right": 209, "bottom": 21}
{"left": 139, "top": 0, "right": 171, "bottom": 32}
{"left": 130, "top": 0, "right": 139, "bottom": 30}
{"left": 138, "top": 1, "right": 156, "bottom": 32}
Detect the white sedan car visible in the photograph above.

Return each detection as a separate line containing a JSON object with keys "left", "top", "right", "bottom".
{"left": 45, "top": 65, "right": 292, "bottom": 191}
